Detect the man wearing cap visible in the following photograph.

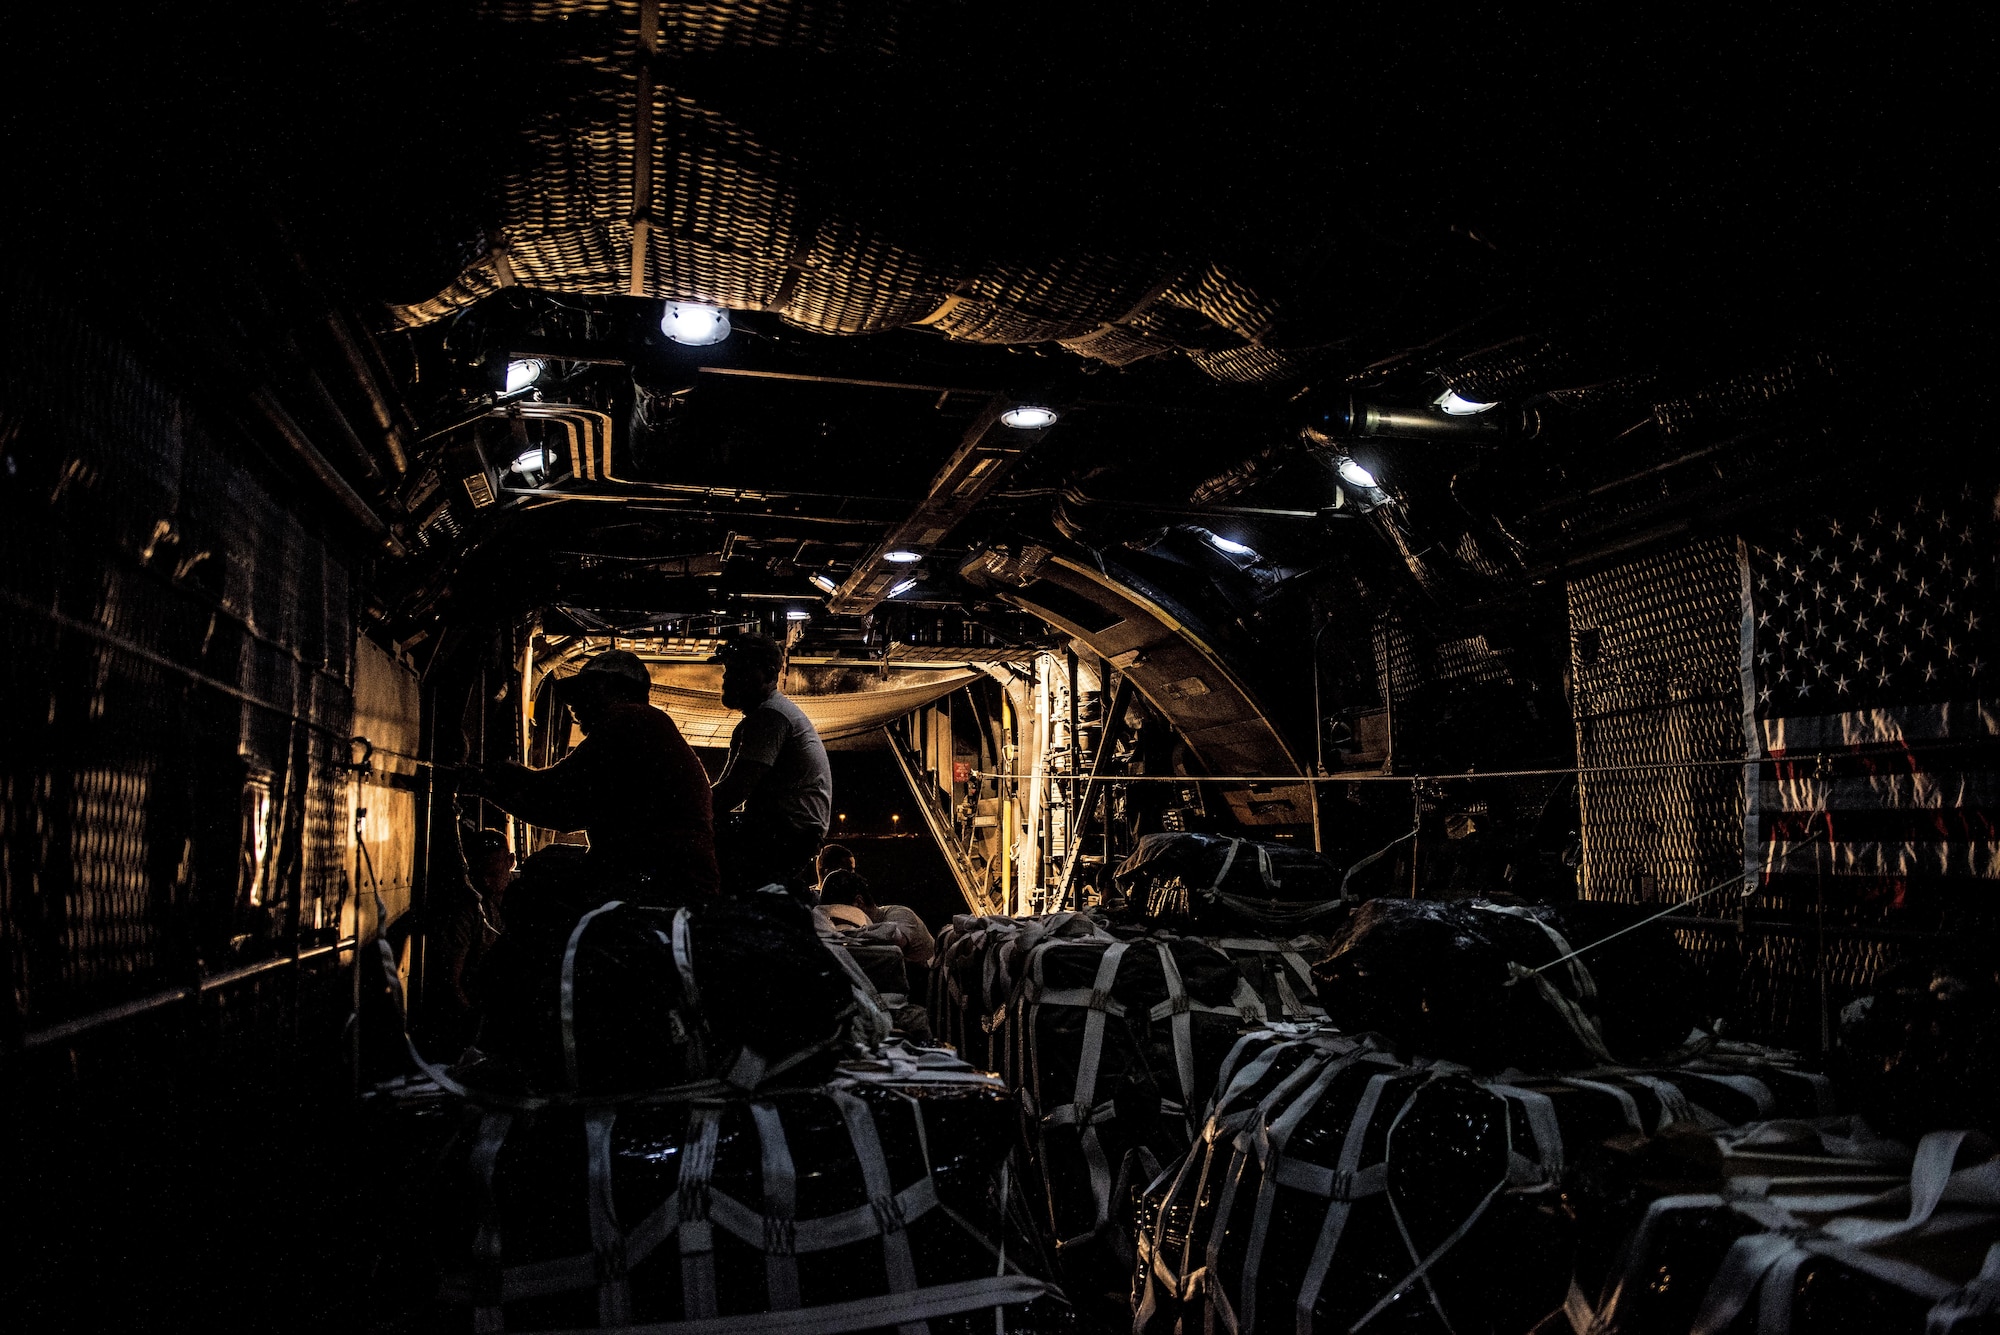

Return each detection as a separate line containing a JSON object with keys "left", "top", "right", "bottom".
{"left": 709, "top": 634, "right": 833, "bottom": 897}
{"left": 467, "top": 649, "right": 720, "bottom": 901}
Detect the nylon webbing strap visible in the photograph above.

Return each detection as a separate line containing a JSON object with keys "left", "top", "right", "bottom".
{"left": 677, "top": 1107, "right": 722, "bottom": 1321}
{"left": 563, "top": 901, "right": 627, "bottom": 1091}
{"left": 521, "top": 1274, "right": 1047, "bottom": 1335}
{"left": 1236, "top": 1046, "right": 1389, "bottom": 1334}
{"left": 1358, "top": 1076, "right": 1515, "bottom": 1333}
{"left": 585, "top": 1107, "right": 632, "bottom": 1325}
{"left": 470, "top": 1109, "right": 515, "bottom": 1334}
{"left": 833, "top": 1091, "right": 929, "bottom": 1335}
{"left": 750, "top": 1102, "right": 800, "bottom": 1311}
{"left": 1480, "top": 1082, "right": 1565, "bottom": 1188}
{"left": 1031, "top": 939, "right": 1129, "bottom": 1246}
{"left": 1152, "top": 943, "right": 1198, "bottom": 1128}
{"left": 1294, "top": 1070, "right": 1401, "bottom": 1335}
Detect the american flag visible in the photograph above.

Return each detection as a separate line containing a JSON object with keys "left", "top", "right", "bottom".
{"left": 1743, "top": 488, "right": 1999, "bottom": 919}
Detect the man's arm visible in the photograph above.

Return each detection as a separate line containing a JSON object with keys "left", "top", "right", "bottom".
{"left": 466, "top": 743, "right": 597, "bottom": 831}
{"left": 711, "top": 708, "right": 782, "bottom": 814}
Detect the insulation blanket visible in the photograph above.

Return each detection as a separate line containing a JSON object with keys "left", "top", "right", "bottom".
{"left": 1133, "top": 1026, "right": 1842, "bottom": 1335}
{"left": 388, "top": 1046, "right": 1074, "bottom": 1334}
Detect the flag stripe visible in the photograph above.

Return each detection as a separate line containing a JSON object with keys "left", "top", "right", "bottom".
{"left": 1760, "top": 699, "right": 2000, "bottom": 753}
{"left": 1762, "top": 774, "right": 2000, "bottom": 812}
{"left": 1764, "top": 840, "right": 2000, "bottom": 879}
{"left": 1760, "top": 808, "right": 2000, "bottom": 842}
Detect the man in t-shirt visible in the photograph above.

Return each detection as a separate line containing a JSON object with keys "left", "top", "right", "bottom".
{"left": 709, "top": 634, "right": 832, "bottom": 898}
{"left": 467, "top": 649, "right": 720, "bottom": 903}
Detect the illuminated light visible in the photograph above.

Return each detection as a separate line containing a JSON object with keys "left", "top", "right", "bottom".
{"left": 1435, "top": 389, "right": 1498, "bottom": 416}
{"left": 786, "top": 609, "right": 812, "bottom": 621}
{"left": 1208, "top": 534, "right": 1256, "bottom": 557}
{"left": 883, "top": 550, "right": 923, "bottom": 564}
{"left": 504, "top": 359, "right": 543, "bottom": 393}
{"left": 810, "top": 573, "right": 839, "bottom": 593}
{"left": 888, "top": 578, "right": 918, "bottom": 598}
{"left": 510, "top": 446, "right": 547, "bottom": 474}
{"left": 1337, "top": 459, "right": 1379, "bottom": 489}
{"left": 661, "top": 301, "right": 731, "bottom": 346}
{"left": 1000, "top": 405, "right": 1059, "bottom": 430}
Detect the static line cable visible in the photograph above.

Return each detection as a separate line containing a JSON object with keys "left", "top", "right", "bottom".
{"left": 973, "top": 749, "right": 1910, "bottom": 786}
{"left": 1521, "top": 817, "right": 1831, "bottom": 980}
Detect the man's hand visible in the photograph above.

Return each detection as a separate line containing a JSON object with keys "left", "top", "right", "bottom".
{"left": 710, "top": 757, "right": 771, "bottom": 815}
{"left": 461, "top": 760, "right": 528, "bottom": 800}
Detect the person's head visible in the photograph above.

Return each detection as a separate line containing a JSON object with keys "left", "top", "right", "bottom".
{"left": 468, "top": 829, "right": 513, "bottom": 898}
{"left": 816, "top": 842, "right": 855, "bottom": 884}
{"left": 817, "top": 868, "right": 876, "bottom": 913}
{"left": 564, "top": 649, "right": 653, "bottom": 730}
{"left": 713, "top": 634, "right": 785, "bottom": 712}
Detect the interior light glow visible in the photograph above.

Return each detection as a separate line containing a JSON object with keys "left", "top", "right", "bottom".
{"left": 786, "top": 610, "right": 812, "bottom": 621}
{"left": 1337, "top": 459, "right": 1379, "bottom": 489}
{"left": 1000, "top": 405, "right": 1059, "bottom": 430}
{"left": 1208, "top": 534, "right": 1256, "bottom": 557}
{"left": 883, "top": 550, "right": 923, "bottom": 564}
{"left": 810, "top": 573, "right": 839, "bottom": 594}
{"left": 888, "top": 578, "right": 918, "bottom": 598}
{"left": 510, "top": 446, "right": 547, "bottom": 474}
{"left": 661, "top": 302, "right": 732, "bottom": 346}
{"left": 1435, "top": 389, "right": 1498, "bottom": 416}
{"left": 504, "top": 359, "right": 543, "bottom": 393}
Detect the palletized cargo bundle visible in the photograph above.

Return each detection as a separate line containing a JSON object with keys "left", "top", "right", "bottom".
{"left": 929, "top": 911, "right": 1329, "bottom": 1317}
{"left": 421, "top": 1047, "right": 1072, "bottom": 1334}
{"left": 1113, "top": 833, "right": 1350, "bottom": 937}
{"left": 1133, "top": 1024, "right": 1843, "bottom": 1335}
{"left": 1573, "top": 1119, "right": 2000, "bottom": 1335}
{"left": 364, "top": 889, "right": 1073, "bottom": 1334}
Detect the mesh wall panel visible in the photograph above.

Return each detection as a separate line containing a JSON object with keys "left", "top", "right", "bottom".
{"left": 1568, "top": 537, "right": 1744, "bottom": 907}
{"left": 0, "top": 285, "right": 367, "bottom": 1036}
{"left": 1567, "top": 536, "right": 1946, "bottom": 1044}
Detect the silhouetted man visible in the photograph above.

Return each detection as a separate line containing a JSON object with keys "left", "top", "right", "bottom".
{"left": 709, "top": 634, "right": 832, "bottom": 897}
{"left": 468, "top": 649, "right": 720, "bottom": 902}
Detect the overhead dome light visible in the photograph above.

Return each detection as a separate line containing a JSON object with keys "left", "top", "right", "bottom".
{"left": 1000, "top": 405, "right": 1059, "bottom": 430}
{"left": 810, "top": 573, "right": 839, "bottom": 594}
{"left": 661, "top": 301, "right": 732, "bottom": 346}
{"left": 888, "top": 578, "right": 918, "bottom": 598}
{"left": 1208, "top": 534, "right": 1256, "bottom": 557}
{"left": 1337, "top": 458, "right": 1379, "bottom": 489}
{"left": 1435, "top": 389, "right": 1498, "bottom": 416}
{"left": 883, "top": 550, "right": 923, "bottom": 564}
{"left": 509, "top": 446, "right": 547, "bottom": 475}
{"left": 504, "top": 359, "right": 543, "bottom": 393}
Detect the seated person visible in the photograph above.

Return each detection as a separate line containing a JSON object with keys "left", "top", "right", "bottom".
{"left": 709, "top": 635, "right": 832, "bottom": 899}
{"left": 466, "top": 649, "right": 719, "bottom": 903}
{"left": 813, "top": 842, "right": 856, "bottom": 901}
{"left": 813, "top": 869, "right": 935, "bottom": 969}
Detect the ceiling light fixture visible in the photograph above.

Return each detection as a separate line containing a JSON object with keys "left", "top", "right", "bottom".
{"left": 883, "top": 550, "right": 923, "bottom": 564}
{"left": 810, "top": 573, "right": 839, "bottom": 594}
{"left": 1000, "top": 405, "right": 1059, "bottom": 430}
{"left": 888, "top": 578, "right": 918, "bottom": 598}
{"left": 786, "top": 609, "right": 812, "bottom": 621}
{"left": 1435, "top": 389, "right": 1498, "bottom": 416}
{"left": 1208, "top": 534, "right": 1256, "bottom": 557}
{"left": 504, "top": 359, "right": 543, "bottom": 393}
{"left": 661, "top": 301, "right": 732, "bottom": 346}
{"left": 1337, "top": 458, "right": 1379, "bottom": 489}
{"left": 509, "top": 446, "right": 547, "bottom": 474}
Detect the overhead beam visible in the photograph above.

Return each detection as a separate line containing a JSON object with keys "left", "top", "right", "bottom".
{"left": 828, "top": 396, "right": 1050, "bottom": 614}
